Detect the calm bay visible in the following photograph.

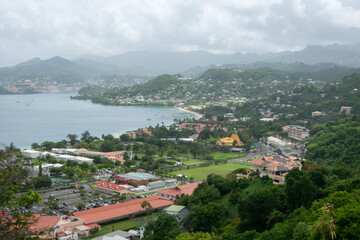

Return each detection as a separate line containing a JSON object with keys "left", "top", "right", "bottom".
{"left": 0, "top": 93, "right": 197, "bottom": 148}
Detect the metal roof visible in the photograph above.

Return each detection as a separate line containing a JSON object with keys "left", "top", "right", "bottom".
{"left": 165, "top": 205, "right": 186, "bottom": 213}
{"left": 277, "top": 166, "right": 288, "bottom": 171}
{"left": 117, "top": 172, "right": 157, "bottom": 181}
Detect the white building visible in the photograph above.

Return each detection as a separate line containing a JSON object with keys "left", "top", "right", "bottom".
{"left": 22, "top": 150, "right": 41, "bottom": 158}
{"left": 267, "top": 136, "right": 291, "bottom": 147}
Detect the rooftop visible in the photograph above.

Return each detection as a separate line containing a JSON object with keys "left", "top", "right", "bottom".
{"left": 30, "top": 215, "right": 61, "bottom": 231}
{"left": 117, "top": 172, "right": 157, "bottom": 181}
{"left": 250, "top": 155, "right": 300, "bottom": 174}
{"left": 157, "top": 182, "right": 202, "bottom": 197}
{"left": 165, "top": 205, "right": 186, "bottom": 213}
{"left": 96, "top": 181, "right": 125, "bottom": 191}
{"left": 73, "top": 196, "right": 173, "bottom": 224}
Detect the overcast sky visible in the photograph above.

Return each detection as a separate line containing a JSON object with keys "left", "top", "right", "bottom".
{"left": 1, "top": 0, "right": 360, "bottom": 66}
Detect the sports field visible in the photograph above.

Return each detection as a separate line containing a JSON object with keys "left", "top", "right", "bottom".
{"left": 172, "top": 162, "right": 250, "bottom": 180}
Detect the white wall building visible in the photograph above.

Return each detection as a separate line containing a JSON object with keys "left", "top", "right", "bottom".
{"left": 22, "top": 150, "right": 41, "bottom": 158}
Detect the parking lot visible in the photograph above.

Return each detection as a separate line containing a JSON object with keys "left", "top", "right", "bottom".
{"left": 31, "top": 182, "right": 141, "bottom": 216}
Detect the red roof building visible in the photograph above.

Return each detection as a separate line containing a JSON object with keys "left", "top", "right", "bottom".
{"left": 73, "top": 196, "right": 173, "bottom": 224}
{"left": 96, "top": 181, "right": 127, "bottom": 195}
{"left": 29, "top": 215, "right": 61, "bottom": 239}
{"left": 157, "top": 182, "right": 202, "bottom": 201}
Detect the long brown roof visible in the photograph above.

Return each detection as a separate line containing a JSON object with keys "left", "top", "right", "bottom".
{"left": 73, "top": 196, "right": 173, "bottom": 224}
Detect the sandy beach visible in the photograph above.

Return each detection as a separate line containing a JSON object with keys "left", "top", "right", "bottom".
{"left": 175, "top": 106, "right": 204, "bottom": 119}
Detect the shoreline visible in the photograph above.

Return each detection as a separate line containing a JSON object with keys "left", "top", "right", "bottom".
{"left": 113, "top": 106, "right": 203, "bottom": 139}
{"left": 175, "top": 106, "right": 203, "bottom": 119}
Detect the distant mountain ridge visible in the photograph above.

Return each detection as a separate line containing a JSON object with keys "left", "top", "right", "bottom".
{"left": 76, "top": 44, "right": 360, "bottom": 75}
{"left": 2, "top": 44, "right": 360, "bottom": 80}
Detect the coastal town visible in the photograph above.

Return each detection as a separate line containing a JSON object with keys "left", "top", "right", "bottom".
{"left": 2, "top": 64, "right": 360, "bottom": 239}
{"left": 3, "top": 106, "right": 316, "bottom": 239}
{"left": 2, "top": 6, "right": 360, "bottom": 238}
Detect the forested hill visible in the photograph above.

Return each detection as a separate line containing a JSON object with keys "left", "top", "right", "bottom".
{"left": 75, "top": 67, "right": 360, "bottom": 106}
{"left": 201, "top": 66, "right": 360, "bottom": 84}
{"left": 272, "top": 71, "right": 360, "bottom": 117}
{"left": 305, "top": 116, "right": 360, "bottom": 170}
{"left": 0, "top": 56, "right": 132, "bottom": 83}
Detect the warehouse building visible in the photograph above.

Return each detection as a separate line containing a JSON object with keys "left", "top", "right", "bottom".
{"left": 148, "top": 180, "right": 166, "bottom": 190}
{"left": 115, "top": 172, "right": 158, "bottom": 187}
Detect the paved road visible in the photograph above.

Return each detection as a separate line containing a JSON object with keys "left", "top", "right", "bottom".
{"left": 227, "top": 143, "right": 266, "bottom": 163}
{"left": 227, "top": 152, "right": 262, "bottom": 163}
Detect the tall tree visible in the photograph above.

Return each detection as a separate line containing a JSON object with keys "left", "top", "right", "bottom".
{"left": 0, "top": 146, "right": 42, "bottom": 239}
{"left": 67, "top": 134, "right": 78, "bottom": 146}
{"left": 80, "top": 130, "right": 91, "bottom": 142}
{"left": 143, "top": 212, "right": 182, "bottom": 240}
{"left": 188, "top": 202, "right": 228, "bottom": 232}
{"left": 285, "top": 168, "right": 318, "bottom": 209}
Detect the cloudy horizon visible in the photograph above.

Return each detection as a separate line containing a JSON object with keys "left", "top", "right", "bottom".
{"left": 1, "top": 0, "right": 360, "bottom": 66}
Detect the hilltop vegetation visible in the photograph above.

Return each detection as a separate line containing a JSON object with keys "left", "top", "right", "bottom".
{"left": 75, "top": 66, "right": 360, "bottom": 107}
{"left": 147, "top": 162, "right": 360, "bottom": 240}
{"left": 305, "top": 116, "right": 360, "bottom": 170}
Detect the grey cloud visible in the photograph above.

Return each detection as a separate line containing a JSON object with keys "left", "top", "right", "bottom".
{"left": 1, "top": 0, "right": 360, "bottom": 66}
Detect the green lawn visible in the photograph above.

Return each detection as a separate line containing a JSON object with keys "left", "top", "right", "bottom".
{"left": 212, "top": 152, "right": 247, "bottom": 160}
{"left": 181, "top": 159, "right": 204, "bottom": 165}
{"left": 171, "top": 163, "right": 250, "bottom": 180}
{"left": 87, "top": 212, "right": 161, "bottom": 239}
{"left": 88, "top": 219, "right": 142, "bottom": 239}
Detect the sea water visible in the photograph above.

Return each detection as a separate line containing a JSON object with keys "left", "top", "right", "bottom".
{"left": 0, "top": 93, "right": 197, "bottom": 148}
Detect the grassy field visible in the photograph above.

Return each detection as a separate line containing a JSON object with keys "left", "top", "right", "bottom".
{"left": 88, "top": 213, "right": 161, "bottom": 239}
{"left": 88, "top": 219, "right": 142, "bottom": 239}
{"left": 212, "top": 152, "right": 247, "bottom": 160}
{"left": 171, "top": 162, "right": 250, "bottom": 180}
{"left": 181, "top": 159, "right": 204, "bottom": 165}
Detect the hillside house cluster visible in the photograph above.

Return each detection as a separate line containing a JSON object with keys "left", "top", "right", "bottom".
{"left": 177, "top": 122, "right": 228, "bottom": 139}
{"left": 243, "top": 155, "right": 301, "bottom": 184}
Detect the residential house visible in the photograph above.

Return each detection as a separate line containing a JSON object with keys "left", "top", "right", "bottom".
{"left": 249, "top": 155, "right": 301, "bottom": 184}
{"left": 340, "top": 106, "right": 352, "bottom": 115}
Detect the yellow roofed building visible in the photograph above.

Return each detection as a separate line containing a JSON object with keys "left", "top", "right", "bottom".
{"left": 217, "top": 133, "right": 244, "bottom": 147}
